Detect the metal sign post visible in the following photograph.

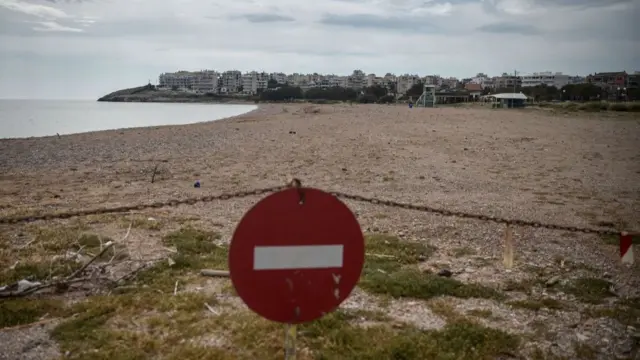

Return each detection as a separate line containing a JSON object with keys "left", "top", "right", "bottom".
{"left": 284, "top": 324, "right": 297, "bottom": 360}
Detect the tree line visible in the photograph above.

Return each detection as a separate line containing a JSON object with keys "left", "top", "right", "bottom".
{"left": 257, "top": 78, "right": 638, "bottom": 103}
{"left": 259, "top": 80, "right": 395, "bottom": 103}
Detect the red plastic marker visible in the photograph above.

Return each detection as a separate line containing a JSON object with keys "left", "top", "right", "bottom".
{"left": 620, "top": 233, "right": 634, "bottom": 264}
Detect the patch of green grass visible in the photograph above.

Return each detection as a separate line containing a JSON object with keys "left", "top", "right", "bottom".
{"left": 559, "top": 277, "right": 612, "bottom": 305}
{"left": 600, "top": 233, "right": 640, "bottom": 246}
{"left": 562, "top": 277, "right": 615, "bottom": 304}
{"left": 162, "top": 227, "right": 222, "bottom": 256}
{"left": 466, "top": 309, "right": 494, "bottom": 319}
{"left": 361, "top": 234, "right": 502, "bottom": 301}
{"left": 0, "top": 225, "right": 122, "bottom": 285}
{"left": 361, "top": 269, "right": 505, "bottom": 301}
{"left": 585, "top": 297, "right": 640, "bottom": 327}
{"left": 365, "top": 234, "right": 435, "bottom": 267}
{"left": 122, "top": 227, "right": 227, "bottom": 293}
{"left": 507, "top": 298, "right": 566, "bottom": 311}
{"left": 0, "top": 258, "right": 82, "bottom": 285}
{"left": 0, "top": 298, "right": 66, "bottom": 328}
{"left": 217, "top": 309, "right": 521, "bottom": 360}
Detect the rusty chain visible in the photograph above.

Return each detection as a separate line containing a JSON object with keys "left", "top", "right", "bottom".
{"left": 0, "top": 185, "right": 288, "bottom": 225}
{"left": 0, "top": 183, "right": 629, "bottom": 236}
{"left": 330, "top": 192, "right": 625, "bottom": 236}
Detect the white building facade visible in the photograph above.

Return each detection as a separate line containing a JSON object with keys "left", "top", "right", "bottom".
{"left": 521, "top": 72, "right": 570, "bottom": 88}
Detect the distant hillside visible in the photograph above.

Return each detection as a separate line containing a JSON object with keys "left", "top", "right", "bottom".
{"left": 97, "top": 85, "right": 252, "bottom": 103}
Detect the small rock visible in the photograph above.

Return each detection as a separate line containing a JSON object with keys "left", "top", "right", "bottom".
{"left": 546, "top": 275, "right": 561, "bottom": 287}
{"left": 576, "top": 333, "right": 588, "bottom": 341}
{"left": 418, "top": 255, "right": 427, "bottom": 262}
{"left": 464, "top": 267, "right": 475, "bottom": 273}
{"left": 437, "top": 269, "right": 453, "bottom": 277}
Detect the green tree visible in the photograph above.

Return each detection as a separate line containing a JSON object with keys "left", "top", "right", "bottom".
{"left": 267, "top": 79, "right": 279, "bottom": 89}
{"left": 406, "top": 83, "right": 424, "bottom": 97}
{"left": 305, "top": 86, "right": 358, "bottom": 101}
{"left": 364, "top": 85, "right": 387, "bottom": 98}
{"left": 259, "top": 85, "right": 303, "bottom": 101}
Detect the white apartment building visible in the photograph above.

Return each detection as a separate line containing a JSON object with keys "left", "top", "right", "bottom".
{"left": 192, "top": 70, "right": 219, "bottom": 93}
{"left": 158, "top": 70, "right": 219, "bottom": 93}
{"left": 470, "top": 73, "right": 491, "bottom": 89}
{"left": 270, "top": 72, "right": 287, "bottom": 84}
{"left": 521, "top": 72, "right": 570, "bottom": 88}
{"left": 241, "top": 71, "right": 269, "bottom": 94}
{"left": 396, "top": 74, "right": 421, "bottom": 94}
{"left": 442, "top": 77, "right": 459, "bottom": 89}
{"left": 159, "top": 71, "right": 195, "bottom": 89}
{"left": 422, "top": 75, "right": 440, "bottom": 86}
{"left": 221, "top": 71, "right": 242, "bottom": 93}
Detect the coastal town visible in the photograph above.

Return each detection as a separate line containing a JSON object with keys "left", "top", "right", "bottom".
{"left": 157, "top": 69, "right": 639, "bottom": 99}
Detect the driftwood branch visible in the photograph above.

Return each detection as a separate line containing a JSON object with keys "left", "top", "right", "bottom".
{"left": 200, "top": 269, "right": 230, "bottom": 277}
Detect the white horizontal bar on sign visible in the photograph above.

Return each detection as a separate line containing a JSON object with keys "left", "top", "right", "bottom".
{"left": 253, "top": 245, "right": 344, "bottom": 270}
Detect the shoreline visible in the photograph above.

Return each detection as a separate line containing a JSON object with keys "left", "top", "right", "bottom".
{"left": 0, "top": 103, "right": 262, "bottom": 141}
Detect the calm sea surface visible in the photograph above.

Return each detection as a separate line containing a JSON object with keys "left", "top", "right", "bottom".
{"left": 0, "top": 100, "right": 257, "bottom": 139}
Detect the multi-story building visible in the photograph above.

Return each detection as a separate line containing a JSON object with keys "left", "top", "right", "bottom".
{"left": 628, "top": 72, "right": 639, "bottom": 89}
{"left": 520, "top": 72, "right": 570, "bottom": 88}
{"left": 441, "top": 77, "right": 460, "bottom": 89}
{"left": 493, "top": 73, "right": 522, "bottom": 90}
{"left": 241, "top": 71, "right": 269, "bottom": 94}
{"left": 191, "top": 70, "right": 219, "bottom": 93}
{"left": 158, "top": 70, "right": 219, "bottom": 93}
{"left": 269, "top": 72, "right": 287, "bottom": 84}
{"left": 396, "top": 74, "right": 421, "bottom": 94}
{"left": 470, "top": 73, "right": 492, "bottom": 89}
{"left": 221, "top": 70, "right": 242, "bottom": 93}
{"left": 568, "top": 76, "right": 586, "bottom": 84}
{"left": 158, "top": 71, "right": 195, "bottom": 89}
{"left": 422, "top": 75, "right": 440, "bottom": 86}
{"left": 587, "top": 71, "right": 627, "bottom": 90}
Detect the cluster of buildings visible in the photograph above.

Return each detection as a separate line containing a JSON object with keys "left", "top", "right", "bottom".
{"left": 157, "top": 69, "right": 639, "bottom": 96}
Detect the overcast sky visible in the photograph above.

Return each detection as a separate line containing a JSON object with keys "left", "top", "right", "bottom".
{"left": 0, "top": 0, "right": 638, "bottom": 99}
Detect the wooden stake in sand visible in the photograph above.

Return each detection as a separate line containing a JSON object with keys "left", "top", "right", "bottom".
{"left": 503, "top": 224, "right": 514, "bottom": 269}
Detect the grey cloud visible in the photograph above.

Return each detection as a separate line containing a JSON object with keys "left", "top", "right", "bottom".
{"left": 533, "top": 0, "right": 633, "bottom": 8}
{"left": 319, "top": 13, "right": 440, "bottom": 32}
{"left": 476, "top": 22, "right": 541, "bottom": 35}
{"left": 241, "top": 14, "right": 295, "bottom": 23}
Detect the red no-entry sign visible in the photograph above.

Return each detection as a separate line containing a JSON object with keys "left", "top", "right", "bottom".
{"left": 229, "top": 187, "right": 365, "bottom": 324}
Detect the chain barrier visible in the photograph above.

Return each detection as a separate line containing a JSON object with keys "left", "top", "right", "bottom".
{"left": 0, "top": 185, "right": 288, "bottom": 225}
{"left": 0, "top": 183, "right": 628, "bottom": 236}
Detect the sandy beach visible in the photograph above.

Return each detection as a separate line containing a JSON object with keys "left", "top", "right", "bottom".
{"left": 1, "top": 103, "right": 640, "bottom": 359}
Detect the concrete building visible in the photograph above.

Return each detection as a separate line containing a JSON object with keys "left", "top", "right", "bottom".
{"left": 241, "top": 71, "right": 269, "bottom": 95}
{"left": 493, "top": 74, "right": 522, "bottom": 90}
{"left": 587, "top": 71, "right": 627, "bottom": 90}
{"left": 470, "top": 73, "right": 492, "bottom": 89}
{"left": 158, "top": 70, "right": 219, "bottom": 93}
{"left": 269, "top": 72, "right": 288, "bottom": 84}
{"left": 221, "top": 71, "right": 242, "bottom": 93}
{"left": 521, "top": 72, "right": 570, "bottom": 88}
{"left": 396, "top": 74, "right": 421, "bottom": 94}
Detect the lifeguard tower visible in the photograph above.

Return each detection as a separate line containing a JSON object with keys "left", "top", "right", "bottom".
{"left": 414, "top": 84, "right": 436, "bottom": 107}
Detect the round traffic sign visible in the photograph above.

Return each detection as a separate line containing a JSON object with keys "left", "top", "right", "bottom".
{"left": 229, "top": 187, "right": 365, "bottom": 324}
